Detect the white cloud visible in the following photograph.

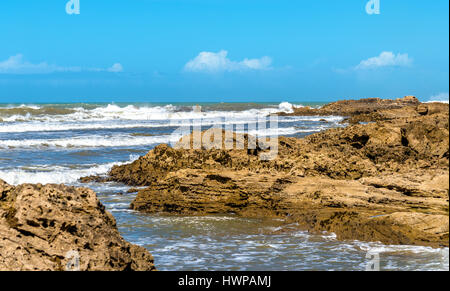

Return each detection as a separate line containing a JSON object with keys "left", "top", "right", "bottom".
{"left": 355, "top": 51, "right": 413, "bottom": 70}
{"left": 184, "top": 50, "right": 272, "bottom": 73}
{"left": 0, "top": 54, "right": 123, "bottom": 74}
{"left": 106, "top": 63, "right": 123, "bottom": 73}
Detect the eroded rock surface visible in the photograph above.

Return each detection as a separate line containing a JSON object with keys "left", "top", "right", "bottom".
{"left": 0, "top": 180, "right": 156, "bottom": 271}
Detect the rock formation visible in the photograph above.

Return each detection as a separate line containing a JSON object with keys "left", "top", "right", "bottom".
{"left": 0, "top": 180, "right": 156, "bottom": 271}
{"left": 83, "top": 97, "right": 449, "bottom": 247}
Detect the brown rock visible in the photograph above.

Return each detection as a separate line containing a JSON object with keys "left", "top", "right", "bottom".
{"left": 0, "top": 180, "right": 156, "bottom": 271}
{"left": 278, "top": 96, "right": 421, "bottom": 118}
{"left": 416, "top": 104, "right": 429, "bottom": 116}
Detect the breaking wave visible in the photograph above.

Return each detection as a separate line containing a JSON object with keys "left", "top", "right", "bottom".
{"left": 0, "top": 102, "right": 301, "bottom": 123}
{"left": 0, "top": 124, "right": 331, "bottom": 149}
{"left": 0, "top": 156, "right": 139, "bottom": 185}
{"left": 0, "top": 115, "right": 342, "bottom": 134}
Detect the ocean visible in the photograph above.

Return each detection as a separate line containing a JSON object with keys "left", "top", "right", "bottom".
{"left": 0, "top": 102, "right": 448, "bottom": 271}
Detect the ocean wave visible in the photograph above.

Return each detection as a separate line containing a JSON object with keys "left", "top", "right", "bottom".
{"left": 0, "top": 104, "right": 41, "bottom": 110}
{"left": 0, "top": 124, "right": 329, "bottom": 149}
{"left": 0, "top": 121, "right": 170, "bottom": 133}
{"left": 0, "top": 116, "right": 343, "bottom": 133}
{"left": 0, "top": 134, "right": 183, "bottom": 149}
{"left": 0, "top": 115, "right": 343, "bottom": 134}
{"left": 0, "top": 157, "right": 138, "bottom": 185}
{"left": 0, "top": 104, "right": 175, "bottom": 122}
{"left": 355, "top": 241, "right": 449, "bottom": 255}
{"left": 0, "top": 102, "right": 301, "bottom": 123}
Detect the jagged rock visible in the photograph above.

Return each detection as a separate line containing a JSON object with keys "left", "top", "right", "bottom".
{"left": 0, "top": 180, "right": 156, "bottom": 271}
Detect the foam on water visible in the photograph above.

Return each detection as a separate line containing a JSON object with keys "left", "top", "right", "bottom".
{"left": 0, "top": 104, "right": 41, "bottom": 110}
{"left": 0, "top": 156, "right": 138, "bottom": 185}
{"left": 424, "top": 93, "right": 449, "bottom": 104}
{"left": 0, "top": 124, "right": 334, "bottom": 149}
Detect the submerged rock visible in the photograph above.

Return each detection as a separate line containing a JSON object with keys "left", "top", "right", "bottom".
{"left": 0, "top": 180, "right": 156, "bottom": 271}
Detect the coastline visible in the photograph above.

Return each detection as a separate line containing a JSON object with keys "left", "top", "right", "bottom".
{"left": 1, "top": 96, "right": 448, "bottom": 270}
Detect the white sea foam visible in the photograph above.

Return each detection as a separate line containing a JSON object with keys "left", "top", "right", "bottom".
{"left": 0, "top": 102, "right": 299, "bottom": 123}
{"left": 425, "top": 93, "right": 449, "bottom": 104}
{"left": 0, "top": 156, "right": 139, "bottom": 185}
{"left": 0, "top": 133, "right": 183, "bottom": 149}
{"left": 244, "top": 126, "right": 325, "bottom": 137}
{"left": 0, "top": 115, "right": 343, "bottom": 134}
{"left": 356, "top": 241, "right": 449, "bottom": 255}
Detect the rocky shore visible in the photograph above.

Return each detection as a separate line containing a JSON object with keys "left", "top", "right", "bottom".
{"left": 2, "top": 96, "right": 447, "bottom": 271}
{"left": 86, "top": 96, "right": 449, "bottom": 248}
{"left": 0, "top": 180, "right": 156, "bottom": 271}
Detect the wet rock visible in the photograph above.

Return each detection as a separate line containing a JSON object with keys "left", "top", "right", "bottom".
{"left": 0, "top": 180, "right": 156, "bottom": 271}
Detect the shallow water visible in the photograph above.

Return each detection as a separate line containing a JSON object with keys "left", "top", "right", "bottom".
{"left": 0, "top": 102, "right": 448, "bottom": 271}
{"left": 88, "top": 182, "right": 448, "bottom": 271}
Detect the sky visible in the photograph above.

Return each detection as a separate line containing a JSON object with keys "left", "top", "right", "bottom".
{"left": 0, "top": 0, "right": 448, "bottom": 103}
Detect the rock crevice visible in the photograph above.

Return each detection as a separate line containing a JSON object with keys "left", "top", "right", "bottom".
{"left": 0, "top": 180, "right": 156, "bottom": 271}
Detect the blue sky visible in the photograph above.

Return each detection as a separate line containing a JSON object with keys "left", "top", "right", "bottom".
{"left": 0, "top": 0, "right": 448, "bottom": 103}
